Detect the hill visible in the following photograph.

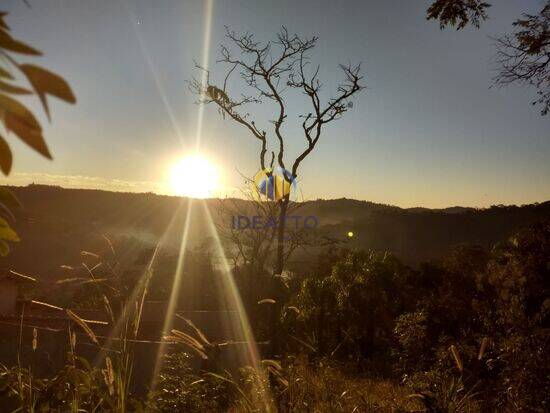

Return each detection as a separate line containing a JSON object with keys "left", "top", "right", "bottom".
{"left": 2, "top": 185, "right": 550, "bottom": 280}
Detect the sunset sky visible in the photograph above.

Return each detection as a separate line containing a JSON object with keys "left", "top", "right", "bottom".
{"left": 2, "top": 0, "right": 549, "bottom": 208}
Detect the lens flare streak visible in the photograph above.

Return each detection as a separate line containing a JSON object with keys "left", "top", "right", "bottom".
{"left": 201, "top": 201, "right": 274, "bottom": 411}
{"left": 149, "top": 199, "right": 194, "bottom": 393}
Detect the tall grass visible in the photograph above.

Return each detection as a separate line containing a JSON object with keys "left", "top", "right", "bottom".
{"left": 0, "top": 241, "right": 155, "bottom": 412}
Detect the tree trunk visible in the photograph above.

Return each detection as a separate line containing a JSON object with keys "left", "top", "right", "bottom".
{"left": 274, "top": 198, "right": 289, "bottom": 275}
{"left": 269, "top": 197, "right": 289, "bottom": 356}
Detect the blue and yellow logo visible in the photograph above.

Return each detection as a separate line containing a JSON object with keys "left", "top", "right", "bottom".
{"left": 253, "top": 167, "right": 297, "bottom": 201}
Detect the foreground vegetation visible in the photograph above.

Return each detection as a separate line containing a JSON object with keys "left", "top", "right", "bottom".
{"left": 1, "top": 220, "right": 548, "bottom": 412}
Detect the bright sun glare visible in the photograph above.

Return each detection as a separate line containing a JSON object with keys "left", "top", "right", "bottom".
{"left": 170, "top": 154, "right": 219, "bottom": 198}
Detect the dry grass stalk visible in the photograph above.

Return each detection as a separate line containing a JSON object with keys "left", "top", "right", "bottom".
{"left": 105, "top": 356, "right": 115, "bottom": 396}
{"left": 478, "top": 337, "right": 489, "bottom": 360}
{"left": 449, "top": 344, "right": 463, "bottom": 372}
{"left": 31, "top": 328, "right": 37, "bottom": 351}
{"left": 176, "top": 314, "right": 212, "bottom": 346}
{"left": 30, "top": 300, "right": 63, "bottom": 311}
{"left": 66, "top": 309, "right": 99, "bottom": 345}
{"left": 9, "top": 270, "right": 36, "bottom": 282}
{"left": 167, "top": 329, "right": 208, "bottom": 360}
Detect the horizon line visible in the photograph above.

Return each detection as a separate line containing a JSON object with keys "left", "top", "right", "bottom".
{"left": 3, "top": 182, "right": 549, "bottom": 212}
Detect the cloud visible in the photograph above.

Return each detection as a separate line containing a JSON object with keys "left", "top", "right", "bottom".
{"left": 2, "top": 172, "right": 242, "bottom": 199}
{"left": 3, "top": 172, "right": 169, "bottom": 194}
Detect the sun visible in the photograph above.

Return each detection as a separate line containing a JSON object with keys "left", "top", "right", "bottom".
{"left": 169, "top": 154, "right": 219, "bottom": 198}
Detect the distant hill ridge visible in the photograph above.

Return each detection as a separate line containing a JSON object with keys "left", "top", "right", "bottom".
{"left": 2, "top": 184, "right": 549, "bottom": 277}
{"left": 5, "top": 183, "right": 541, "bottom": 213}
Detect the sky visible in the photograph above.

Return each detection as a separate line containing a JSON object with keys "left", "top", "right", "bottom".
{"left": 2, "top": 0, "right": 549, "bottom": 208}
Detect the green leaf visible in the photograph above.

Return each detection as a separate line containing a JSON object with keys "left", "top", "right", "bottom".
{"left": 0, "top": 218, "right": 19, "bottom": 242}
{"left": 0, "top": 93, "right": 51, "bottom": 159}
{"left": 0, "top": 80, "right": 31, "bottom": 95}
{"left": 0, "top": 134, "right": 12, "bottom": 175}
{"left": 0, "top": 30, "right": 42, "bottom": 56}
{"left": 20, "top": 64, "right": 76, "bottom": 119}
{"left": 0, "top": 240, "right": 9, "bottom": 256}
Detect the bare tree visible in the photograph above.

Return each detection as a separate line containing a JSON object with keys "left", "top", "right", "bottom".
{"left": 493, "top": 2, "right": 550, "bottom": 115}
{"left": 189, "top": 27, "right": 364, "bottom": 276}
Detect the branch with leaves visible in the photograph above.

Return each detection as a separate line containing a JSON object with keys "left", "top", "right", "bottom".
{"left": 427, "top": 0, "right": 491, "bottom": 30}
{"left": 0, "top": 10, "right": 76, "bottom": 255}
{"left": 493, "top": 2, "right": 550, "bottom": 115}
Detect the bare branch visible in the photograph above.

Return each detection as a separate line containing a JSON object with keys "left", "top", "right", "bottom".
{"left": 289, "top": 61, "right": 364, "bottom": 177}
{"left": 493, "top": 3, "right": 550, "bottom": 115}
{"left": 188, "top": 27, "right": 365, "bottom": 274}
{"left": 188, "top": 63, "right": 269, "bottom": 168}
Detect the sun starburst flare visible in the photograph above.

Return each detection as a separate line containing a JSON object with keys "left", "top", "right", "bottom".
{"left": 169, "top": 154, "right": 219, "bottom": 198}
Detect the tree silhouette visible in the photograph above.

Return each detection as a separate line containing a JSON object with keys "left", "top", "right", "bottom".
{"left": 427, "top": 0, "right": 491, "bottom": 30}
{"left": 494, "top": 2, "right": 550, "bottom": 115}
{"left": 427, "top": 1, "right": 550, "bottom": 116}
{"left": 190, "top": 27, "right": 364, "bottom": 275}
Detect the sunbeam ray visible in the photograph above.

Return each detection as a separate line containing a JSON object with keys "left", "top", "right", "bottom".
{"left": 92, "top": 199, "right": 186, "bottom": 368}
{"left": 149, "top": 199, "right": 194, "bottom": 393}
{"left": 201, "top": 200, "right": 274, "bottom": 412}
{"left": 194, "top": 0, "right": 214, "bottom": 151}
{"left": 123, "top": 0, "right": 185, "bottom": 147}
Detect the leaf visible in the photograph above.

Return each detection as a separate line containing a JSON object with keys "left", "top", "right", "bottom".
{"left": 0, "top": 93, "right": 51, "bottom": 159}
{"left": 0, "top": 66, "right": 13, "bottom": 79}
{"left": 289, "top": 334, "right": 317, "bottom": 353}
{"left": 204, "top": 372, "right": 236, "bottom": 386}
{"left": 0, "top": 13, "right": 9, "bottom": 31}
{"left": 0, "top": 93, "right": 41, "bottom": 129}
{"left": 0, "top": 217, "right": 20, "bottom": 242}
{"left": 20, "top": 64, "right": 76, "bottom": 119}
{"left": 0, "top": 31, "right": 42, "bottom": 55}
{"left": 0, "top": 240, "right": 8, "bottom": 256}
{"left": 0, "top": 226, "right": 19, "bottom": 242}
{"left": 262, "top": 359, "right": 282, "bottom": 371}
{"left": 0, "top": 201, "right": 14, "bottom": 221}
{"left": 0, "top": 80, "right": 32, "bottom": 95}
{"left": 286, "top": 305, "right": 301, "bottom": 315}
{"left": 5, "top": 114, "right": 50, "bottom": 158}
{"left": 0, "top": 187, "right": 21, "bottom": 209}
{"left": 0, "top": 187, "right": 18, "bottom": 221}
{"left": 0, "top": 134, "right": 12, "bottom": 175}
